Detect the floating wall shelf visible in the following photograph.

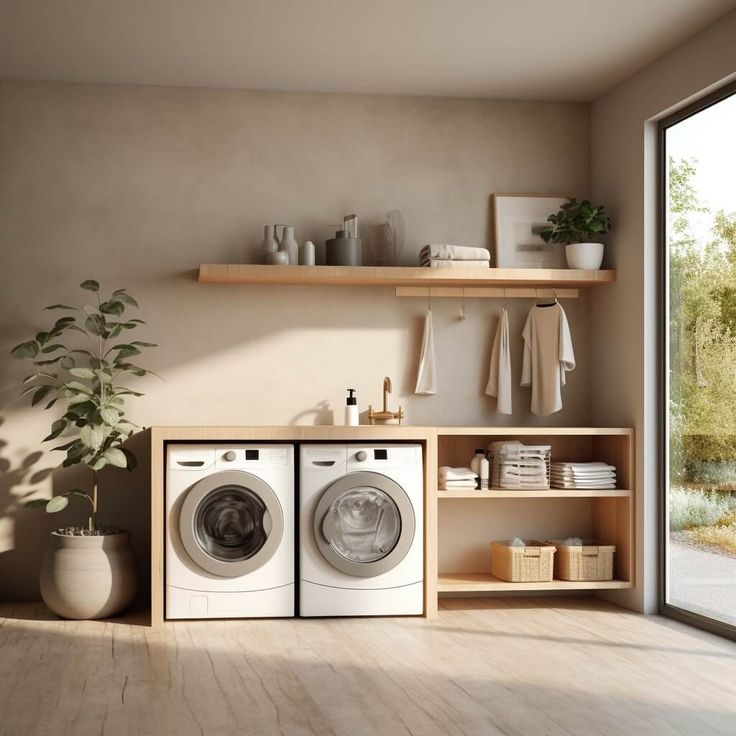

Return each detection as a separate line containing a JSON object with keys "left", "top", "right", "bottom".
{"left": 197, "top": 264, "right": 616, "bottom": 289}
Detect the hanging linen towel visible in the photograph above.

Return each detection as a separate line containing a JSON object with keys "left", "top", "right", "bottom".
{"left": 486, "top": 307, "right": 512, "bottom": 414}
{"left": 415, "top": 309, "right": 437, "bottom": 394}
{"left": 520, "top": 302, "right": 575, "bottom": 416}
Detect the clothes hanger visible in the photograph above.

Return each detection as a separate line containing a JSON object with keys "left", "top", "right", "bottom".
{"left": 535, "top": 287, "right": 558, "bottom": 308}
{"left": 459, "top": 288, "right": 466, "bottom": 321}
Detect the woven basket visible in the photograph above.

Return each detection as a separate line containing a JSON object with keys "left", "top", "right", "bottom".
{"left": 548, "top": 539, "right": 615, "bottom": 581}
{"left": 491, "top": 540, "right": 556, "bottom": 582}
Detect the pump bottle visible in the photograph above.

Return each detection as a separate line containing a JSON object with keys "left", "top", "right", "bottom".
{"left": 345, "top": 389, "right": 359, "bottom": 426}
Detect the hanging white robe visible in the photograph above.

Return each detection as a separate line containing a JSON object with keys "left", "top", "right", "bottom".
{"left": 486, "top": 307, "right": 512, "bottom": 414}
{"left": 520, "top": 302, "right": 575, "bottom": 416}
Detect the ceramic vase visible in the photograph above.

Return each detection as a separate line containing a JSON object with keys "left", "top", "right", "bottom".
{"left": 279, "top": 226, "right": 299, "bottom": 265}
{"left": 260, "top": 225, "right": 278, "bottom": 263}
{"left": 40, "top": 531, "right": 137, "bottom": 620}
{"left": 565, "top": 242, "right": 604, "bottom": 270}
{"left": 300, "top": 240, "right": 316, "bottom": 266}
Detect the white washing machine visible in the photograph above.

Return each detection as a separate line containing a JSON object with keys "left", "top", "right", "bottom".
{"left": 299, "top": 444, "right": 424, "bottom": 617}
{"left": 166, "top": 444, "right": 294, "bottom": 619}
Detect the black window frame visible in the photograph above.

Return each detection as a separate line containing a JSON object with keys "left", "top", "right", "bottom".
{"left": 658, "top": 77, "right": 736, "bottom": 641}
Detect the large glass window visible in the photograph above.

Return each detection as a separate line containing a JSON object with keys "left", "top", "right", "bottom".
{"left": 663, "top": 85, "right": 736, "bottom": 633}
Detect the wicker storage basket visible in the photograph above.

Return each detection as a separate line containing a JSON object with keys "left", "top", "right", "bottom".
{"left": 490, "top": 540, "right": 556, "bottom": 582}
{"left": 548, "top": 539, "right": 615, "bottom": 581}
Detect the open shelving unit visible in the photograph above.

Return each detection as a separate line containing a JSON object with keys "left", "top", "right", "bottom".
{"left": 197, "top": 264, "right": 616, "bottom": 289}
{"left": 437, "top": 573, "right": 632, "bottom": 593}
{"left": 432, "top": 427, "right": 635, "bottom": 603}
{"left": 438, "top": 488, "right": 632, "bottom": 498}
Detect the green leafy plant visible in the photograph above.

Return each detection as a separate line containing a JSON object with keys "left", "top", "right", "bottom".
{"left": 11, "top": 280, "right": 157, "bottom": 533}
{"left": 539, "top": 198, "right": 612, "bottom": 246}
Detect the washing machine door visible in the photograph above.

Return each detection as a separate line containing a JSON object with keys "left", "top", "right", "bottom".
{"left": 313, "top": 471, "right": 415, "bottom": 578}
{"left": 179, "top": 470, "right": 284, "bottom": 578}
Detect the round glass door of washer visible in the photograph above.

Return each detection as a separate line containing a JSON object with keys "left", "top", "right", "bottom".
{"left": 314, "top": 471, "right": 415, "bottom": 577}
{"left": 179, "top": 471, "right": 284, "bottom": 578}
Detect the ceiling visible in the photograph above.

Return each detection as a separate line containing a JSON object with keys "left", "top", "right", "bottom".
{"left": 1, "top": 0, "right": 734, "bottom": 101}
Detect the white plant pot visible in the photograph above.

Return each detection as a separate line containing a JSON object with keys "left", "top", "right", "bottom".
{"left": 40, "top": 531, "right": 137, "bottom": 620}
{"left": 565, "top": 242, "right": 604, "bottom": 270}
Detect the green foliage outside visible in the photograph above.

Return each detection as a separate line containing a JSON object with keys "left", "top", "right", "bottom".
{"left": 669, "top": 158, "right": 736, "bottom": 486}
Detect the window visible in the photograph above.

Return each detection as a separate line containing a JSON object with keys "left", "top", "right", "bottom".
{"left": 660, "top": 81, "right": 736, "bottom": 638}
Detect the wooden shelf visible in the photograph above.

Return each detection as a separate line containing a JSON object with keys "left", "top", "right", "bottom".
{"left": 437, "top": 426, "right": 632, "bottom": 436}
{"left": 437, "top": 489, "right": 632, "bottom": 498}
{"left": 438, "top": 573, "right": 632, "bottom": 593}
{"left": 198, "top": 264, "right": 616, "bottom": 288}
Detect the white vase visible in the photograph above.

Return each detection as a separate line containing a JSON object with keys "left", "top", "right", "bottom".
{"left": 40, "top": 531, "right": 137, "bottom": 620}
{"left": 299, "top": 240, "right": 316, "bottom": 266}
{"left": 260, "top": 225, "right": 278, "bottom": 263}
{"left": 565, "top": 242, "right": 604, "bottom": 270}
{"left": 278, "top": 226, "right": 299, "bottom": 265}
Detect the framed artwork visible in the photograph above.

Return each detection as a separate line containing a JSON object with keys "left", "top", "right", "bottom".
{"left": 492, "top": 193, "right": 572, "bottom": 268}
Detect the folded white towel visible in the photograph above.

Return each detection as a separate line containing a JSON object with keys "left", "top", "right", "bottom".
{"left": 422, "top": 259, "right": 490, "bottom": 268}
{"left": 421, "top": 244, "right": 492, "bottom": 261}
{"left": 439, "top": 466, "right": 477, "bottom": 481}
{"left": 551, "top": 483, "right": 616, "bottom": 490}
{"left": 554, "top": 472, "right": 617, "bottom": 479}
{"left": 441, "top": 481, "right": 478, "bottom": 490}
{"left": 552, "top": 462, "right": 616, "bottom": 474}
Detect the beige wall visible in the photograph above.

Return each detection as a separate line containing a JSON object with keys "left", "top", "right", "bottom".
{"left": 590, "top": 10, "right": 736, "bottom": 612}
{"left": 0, "top": 81, "right": 590, "bottom": 600}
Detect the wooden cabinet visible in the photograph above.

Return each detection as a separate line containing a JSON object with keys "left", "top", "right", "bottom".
{"left": 427, "top": 427, "right": 635, "bottom": 615}
{"left": 150, "top": 425, "right": 634, "bottom": 624}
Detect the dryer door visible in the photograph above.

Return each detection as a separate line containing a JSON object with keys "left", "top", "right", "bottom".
{"left": 313, "top": 471, "right": 415, "bottom": 578}
{"left": 179, "top": 470, "right": 284, "bottom": 578}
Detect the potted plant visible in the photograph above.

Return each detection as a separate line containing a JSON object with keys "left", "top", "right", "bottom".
{"left": 540, "top": 198, "right": 612, "bottom": 270}
{"left": 11, "top": 279, "right": 157, "bottom": 620}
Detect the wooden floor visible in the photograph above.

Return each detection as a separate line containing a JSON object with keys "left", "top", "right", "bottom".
{"left": 1, "top": 598, "right": 735, "bottom": 736}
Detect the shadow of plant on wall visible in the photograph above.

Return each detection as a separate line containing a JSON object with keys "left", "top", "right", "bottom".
{"left": 0, "top": 416, "right": 57, "bottom": 522}
{"left": 0, "top": 415, "right": 67, "bottom": 603}
{"left": 0, "top": 420, "right": 152, "bottom": 606}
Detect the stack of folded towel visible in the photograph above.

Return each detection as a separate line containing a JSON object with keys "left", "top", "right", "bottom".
{"left": 439, "top": 466, "right": 478, "bottom": 490}
{"left": 420, "top": 244, "right": 491, "bottom": 268}
{"left": 489, "top": 441, "right": 551, "bottom": 489}
{"left": 551, "top": 462, "right": 617, "bottom": 489}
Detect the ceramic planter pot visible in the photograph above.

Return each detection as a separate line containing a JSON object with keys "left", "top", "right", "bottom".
{"left": 565, "top": 242, "right": 604, "bottom": 270}
{"left": 40, "top": 531, "right": 137, "bottom": 620}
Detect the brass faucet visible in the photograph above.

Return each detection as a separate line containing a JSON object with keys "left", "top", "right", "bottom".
{"left": 368, "top": 376, "right": 404, "bottom": 425}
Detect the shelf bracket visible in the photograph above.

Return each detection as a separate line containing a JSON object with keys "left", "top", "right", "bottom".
{"left": 394, "top": 286, "right": 579, "bottom": 299}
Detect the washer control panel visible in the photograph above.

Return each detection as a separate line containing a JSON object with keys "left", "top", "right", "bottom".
{"left": 214, "top": 446, "right": 292, "bottom": 468}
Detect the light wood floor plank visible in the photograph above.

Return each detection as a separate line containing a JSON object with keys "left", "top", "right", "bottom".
{"left": 1, "top": 599, "right": 735, "bottom": 736}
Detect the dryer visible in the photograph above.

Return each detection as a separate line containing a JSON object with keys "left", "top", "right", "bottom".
{"left": 166, "top": 444, "right": 294, "bottom": 619}
{"left": 299, "top": 444, "right": 424, "bottom": 616}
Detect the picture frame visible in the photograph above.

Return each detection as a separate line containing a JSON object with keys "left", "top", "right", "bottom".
{"left": 491, "top": 193, "right": 572, "bottom": 268}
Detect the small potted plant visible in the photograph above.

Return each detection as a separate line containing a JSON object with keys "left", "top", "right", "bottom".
{"left": 11, "top": 279, "right": 157, "bottom": 620}
{"left": 540, "top": 198, "right": 612, "bottom": 270}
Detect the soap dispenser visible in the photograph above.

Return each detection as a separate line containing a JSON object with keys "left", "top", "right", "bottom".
{"left": 345, "top": 389, "right": 359, "bottom": 426}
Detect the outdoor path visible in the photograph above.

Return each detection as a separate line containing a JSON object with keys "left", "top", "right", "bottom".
{"left": 669, "top": 540, "right": 736, "bottom": 626}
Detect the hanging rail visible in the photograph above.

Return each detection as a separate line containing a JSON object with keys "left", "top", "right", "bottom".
{"left": 394, "top": 287, "right": 578, "bottom": 299}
